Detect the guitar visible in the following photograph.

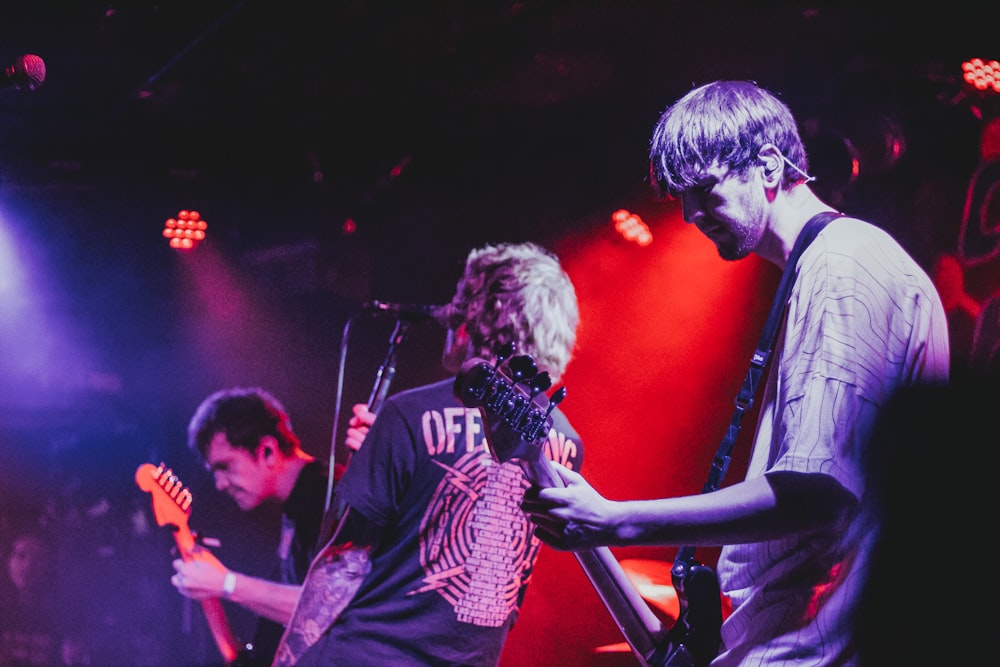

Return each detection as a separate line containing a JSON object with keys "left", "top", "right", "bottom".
{"left": 135, "top": 462, "right": 241, "bottom": 665}
{"left": 453, "top": 344, "right": 722, "bottom": 667}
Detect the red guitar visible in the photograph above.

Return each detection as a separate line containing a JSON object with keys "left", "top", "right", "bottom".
{"left": 135, "top": 462, "right": 240, "bottom": 664}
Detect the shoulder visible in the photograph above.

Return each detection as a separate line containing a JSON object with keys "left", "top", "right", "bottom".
{"left": 361, "top": 379, "right": 458, "bottom": 444}
{"left": 390, "top": 377, "right": 454, "bottom": 399}
{"left": 384, "top": 378, "right": 459, "bottom": 412}
{"left": 297, "top": 459, "right": 329, "bottom": 487}
{"left": 550, "top": 407, "right": 582, "bottom": 443}
{"left": 806, "top": 217, "right": 933, "bottom": 286}
{"left": 546, "top": 406, "right": 585, "bottom": 470}
{"left": 284, "top": 459, "right": 330, "bottom": 515}
{"left": 815, "top": 216, "right": 894, "bottom": 252}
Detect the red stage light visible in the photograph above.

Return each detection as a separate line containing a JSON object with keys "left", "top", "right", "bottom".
{"left": 163, "top": 210, "right": 207, "bottom": 250}
{"left": 963, "top": 58, "right": 1000, "bottom": 94}
{"left": 612, "top": 208, "right": 653, "bottom": 246}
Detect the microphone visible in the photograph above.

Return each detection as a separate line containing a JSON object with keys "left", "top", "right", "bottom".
{"left": 3, "top": 54, "right": 46, "bottom": 92}
{"left": 362, "top": 300, "right": 448, "bottom": 323}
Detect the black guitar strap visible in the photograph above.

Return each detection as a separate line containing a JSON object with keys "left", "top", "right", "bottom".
{"left": 700, "top": 210, "right": 842, "bottom": 498}
{"left": 662, "top": 211, "right": 843, "bottom": 667}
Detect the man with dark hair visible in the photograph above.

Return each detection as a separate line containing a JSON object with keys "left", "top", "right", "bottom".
{"left": 171, "top": 387, "right": 335, "bottom": 667}
{"left": 273, "top": 241, "right": 584, "bottom": 667}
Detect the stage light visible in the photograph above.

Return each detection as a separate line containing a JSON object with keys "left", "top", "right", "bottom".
{"left": 960, "top": 57, "right": 1000, "bottom": 122}
{"left": 162, "top": 210, "right": 207, "bottom": 250}
{"left": 962, "top": 58, "right": 1000, "bottom": 95}
{"left": 612, "top": 209, "right": 652, "bottom": 246}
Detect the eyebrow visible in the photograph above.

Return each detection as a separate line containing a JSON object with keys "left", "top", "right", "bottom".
{"left": 671, "top": 175, "right": 716, "bottom": 196}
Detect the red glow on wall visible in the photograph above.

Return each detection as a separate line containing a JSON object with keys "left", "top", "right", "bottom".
{"left": 500, "top": 201, "right": 780, "bottom": 666}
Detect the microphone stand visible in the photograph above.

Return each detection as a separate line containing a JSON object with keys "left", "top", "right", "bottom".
{"left": 366, "top": 318, "right": 413, "bottom": 417}
{"left": 319, "top": 314, "right": 414, "bottom": 545}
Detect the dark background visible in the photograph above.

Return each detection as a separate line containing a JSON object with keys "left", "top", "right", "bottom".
{"left": 0, "top": 2, "right": 995, "bottom": 666}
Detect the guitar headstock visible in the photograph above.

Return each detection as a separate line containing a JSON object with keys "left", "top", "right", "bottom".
{"left": 453, "top": 341, "right": 566, "bottom": 463}
{"left": 135, "top": 462, "right": 194, "bottom": 530}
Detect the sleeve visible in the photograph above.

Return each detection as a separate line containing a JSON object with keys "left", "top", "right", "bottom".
{"left": 544, "top": 408, "right": 584, "bottom": 473}
{"left": 334, "top": 398, "right": 417, "bottom": 527}
{"left": 769, "top": 240, "right": 885, "bottom": 500}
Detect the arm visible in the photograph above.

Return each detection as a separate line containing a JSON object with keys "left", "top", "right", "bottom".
{"left": 172, "top": 549, "right": 302, "bottom": 625}
{"left": 522, "top": 464, "right": 854, "bottom": 550}
{"left": 273, "top": 502, "right": 381, "bottom": 667}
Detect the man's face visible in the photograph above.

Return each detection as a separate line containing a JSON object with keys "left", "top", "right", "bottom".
{"left": 676, "top": 162, "right": 767, "bottom": 261}
{"left": 204, "top": 432, "right": 272, "bottom": 511}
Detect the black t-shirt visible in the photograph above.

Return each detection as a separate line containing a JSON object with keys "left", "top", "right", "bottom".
{"left": 244, "top": 459, "right": 330, "bottom": 667}
{"left": 299, "top": 378, "right": 584, "bottom": 666}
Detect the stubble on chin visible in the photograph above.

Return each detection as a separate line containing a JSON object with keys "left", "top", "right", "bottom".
{"left": 715, "top": 239, "right": 749, "bottom": 262}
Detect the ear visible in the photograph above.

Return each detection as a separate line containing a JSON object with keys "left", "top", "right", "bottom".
{"left": 757, "top": 144, "right": 783, "bottom": 185}
{"left": 257, "top": 435, "right": 279, "bottom": 465}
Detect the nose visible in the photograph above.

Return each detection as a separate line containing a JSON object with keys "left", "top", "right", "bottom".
{"left": 213, "top": 472, "right": 228, "bottom": 492}
{"left": 679, "top": 192, "right": 702, "bottom": 225}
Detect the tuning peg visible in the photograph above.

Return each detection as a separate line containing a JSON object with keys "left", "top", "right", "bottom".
{"left": 543, "top": 386, "right": 567, "bottom": 421}
{"left": 528, "top": 372, "right": 551, "bottom": 396}
{"left": 476, "top": 341, "right": 517, "bottom": 390}
{"left": 507, "top": 355, "right": 538, "bottom": 382}
{"left": 494, "top": 341, "right": 516, "bottom": 365}
{"left": 507, "top": 370, "right": 550, "bottom": 432}
{"left": 481, "top": 341, "right": 518, "bottom": 388}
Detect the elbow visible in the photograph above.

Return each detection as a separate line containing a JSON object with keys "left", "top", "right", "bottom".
{"left": 766, "top": 471, "right": 857, "bottom": 531}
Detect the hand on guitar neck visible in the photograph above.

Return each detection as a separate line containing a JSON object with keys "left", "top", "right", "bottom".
{"left": 455, "top": 345, "right": 669, "bottom": 666}
{"left": 455, "top": 344, "right": 722, "bottom": 667}
{"left": 135, "top": 463, "right": 241, "bottom": 665}
{"left": 171, "top": 547, "right": 229, "bottom": 600}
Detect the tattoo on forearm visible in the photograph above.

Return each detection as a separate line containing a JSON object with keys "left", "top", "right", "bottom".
{"left": 273, "top": 544, "right": 371, "bottom": 667}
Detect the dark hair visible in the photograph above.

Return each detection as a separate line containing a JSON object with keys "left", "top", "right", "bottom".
{"left": 187, "top": 387, "right": 300, "bottom": 459}
{"left": 649, "top": 80, "right": 809, "bottom": 195}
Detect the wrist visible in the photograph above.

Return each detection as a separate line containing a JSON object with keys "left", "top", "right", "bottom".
{"left": 222, "top": 571, "right": 237, "bottom": 598}
{"left": 610, "top": 501, "right": 640, "bottom": 545}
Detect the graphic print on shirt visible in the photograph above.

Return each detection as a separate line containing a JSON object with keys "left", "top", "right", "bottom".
{"left": 409, "top": 407, "right": 579, "bottom": 628}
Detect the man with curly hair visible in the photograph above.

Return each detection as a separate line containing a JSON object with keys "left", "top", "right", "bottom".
{"left": 274, "top": 242, "right": 584, "bottom": 667}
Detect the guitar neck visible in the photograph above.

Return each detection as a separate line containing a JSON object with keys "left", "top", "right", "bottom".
{"left": 575, "top": 548, "right": 667, "bottom": 665}
{"left": 200, "top": 598, "right": 240, "bottom": 664}
{"left": 174, "top": 523, "right": 240, "bottom": 664}
{"left": 523, "top": 457, "right": 666, "bottom": 667}
{"left": 135, "top": 463, "right": 241, "bottom": 665}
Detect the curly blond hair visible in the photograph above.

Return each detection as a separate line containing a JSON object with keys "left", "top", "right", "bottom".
{"left": 445, "top": 242, "right": 579, "bottom": 383}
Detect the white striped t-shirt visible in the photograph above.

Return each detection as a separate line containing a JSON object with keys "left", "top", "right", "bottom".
{"left": 713, "top": 217, "right": 950, "bottom": 666}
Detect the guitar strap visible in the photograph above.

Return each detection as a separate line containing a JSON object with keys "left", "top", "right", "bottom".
{"left": 699, "top": 210, "right": 843, "bottom": 497}
{"left": 665, "top": 210, "right": 844, "bottom": 663}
